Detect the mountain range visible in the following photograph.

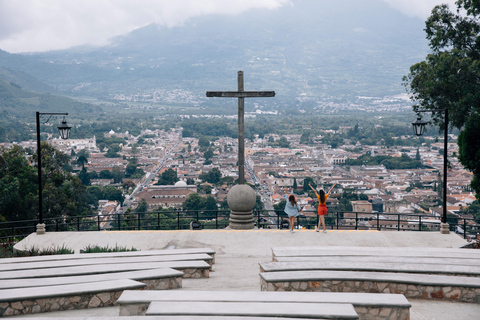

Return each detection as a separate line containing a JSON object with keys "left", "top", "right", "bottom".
{"left": 0, "top": 0, "right": 429, "bottom": 108}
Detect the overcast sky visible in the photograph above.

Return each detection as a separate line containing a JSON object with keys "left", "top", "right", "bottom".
{"left": 0, "top": 0, "right": 458, "bottom": 53}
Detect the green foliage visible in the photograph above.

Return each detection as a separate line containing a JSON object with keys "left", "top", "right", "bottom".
{"left": 458, "top": 114, "right": 480, "bottom": 199}
{"left": 303, "top": 177, "right": 316, "bottom": 192}
{"left": 183, "top": 193, "right": 205, "bottom": 211}
{"left": 156, "top": 168, "right": 178, "bottom": 185}
{"left": 81, "top": 244, "right": 137, "bottom": 253}
{"left": 86, "top": 185, "right": 125, "bottom": 207}
{"left": 0, "top": 243, "right": 74, "bottom": 258}
{"left": 0, "top": 144, "right": 93, "bottom": 222}
{"left": 404, "top": 1, "right": 480, "bottom": 196}
{"left": 99, "top": 170, "right": 113, "bottom": 179}
{"left": 199, "top": 168, "right": 222, "bottom": 185}
{"left": 346, "top": 153, "right": 423, "bottom": 170}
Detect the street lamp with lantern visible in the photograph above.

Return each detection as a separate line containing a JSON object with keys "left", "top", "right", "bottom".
{"left": 412, "top": 108, "right": 450, "bottom": 234}
{"left": 36, "top": 112, "right": 71, "bottom": 234}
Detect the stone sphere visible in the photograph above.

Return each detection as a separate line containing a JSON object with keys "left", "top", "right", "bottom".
{"left": 227, "top": 184, "right": 256, "bottom": 212}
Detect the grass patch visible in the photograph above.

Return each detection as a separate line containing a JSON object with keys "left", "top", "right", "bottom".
{"left": 81, "top": 244, "right": 138, "bottom": 253}
{"left": 0, "top": 243, "right": 74, "bottom": 258}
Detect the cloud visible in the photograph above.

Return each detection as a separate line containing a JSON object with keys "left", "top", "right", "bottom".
{"left": 0, "top": 0, "right": 290, "bottom": 53}
{"left": 381, "top": 0, "right": 458, "bottom": 20}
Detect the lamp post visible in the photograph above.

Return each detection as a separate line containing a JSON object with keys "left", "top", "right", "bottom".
{"left": 36, "top": 112, "right": 71, "bottom": 235}
{"left": 412, "top": 109, "right": 450, "bottom": 234}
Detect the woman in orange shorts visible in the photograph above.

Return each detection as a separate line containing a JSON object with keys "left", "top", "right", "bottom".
{"left": 309, "top": 182, "right": 337, "bottom": 233}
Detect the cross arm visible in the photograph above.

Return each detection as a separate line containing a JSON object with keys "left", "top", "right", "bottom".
{"left": 206, "top": 91, "right": 275, "bottom": 98}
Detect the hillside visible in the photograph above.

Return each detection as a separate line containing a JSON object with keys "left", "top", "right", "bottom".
{"left": 0, "top": 0, "right": 429, "bottom": 108}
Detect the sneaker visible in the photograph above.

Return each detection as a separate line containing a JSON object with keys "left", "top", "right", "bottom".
{"left": 315, "top": 228, "right": 319, "bottom": 232}
{"left": 323, "top": 230, "right": 327, "bottom": 233}
{"left": 291, "top": 230, "right": 294, "bottom": 233}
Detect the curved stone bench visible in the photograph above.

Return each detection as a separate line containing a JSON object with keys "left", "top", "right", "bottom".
{"left": 0, "top": 260, "right": 210, "bottom": 280}
{"left": 146, "top": 301, "right": 359, "bottom": 319}
{"left": 0, "top": 253, "right": 214, "bottom": 271}
{"left": 0, "top": 268, "right": 183, "bottom": 290}
{"left": 274, "top": 255, "right": 480, "bottom": 267}
{"left": 117, "top": 290, "right": 410, "bottom": 320}
{"left": 0, "top": 279, "right": 145, "bottom": 317}
{"left": 260, "top": 261, "right": 480, "bottom": 277}
{"left": 271, "top": 246, "right": 480, "bottom": 260}
{"left": 260, "top": 270, "right": 480, "bottom": 303}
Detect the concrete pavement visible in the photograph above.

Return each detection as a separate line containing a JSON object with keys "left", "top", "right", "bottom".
{"left": 11, "top": 229, "right": 480, "bottom": 319}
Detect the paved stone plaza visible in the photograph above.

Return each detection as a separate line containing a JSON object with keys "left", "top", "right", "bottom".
{"left": 10, "top": 229, "right": 480, "bottom": 319}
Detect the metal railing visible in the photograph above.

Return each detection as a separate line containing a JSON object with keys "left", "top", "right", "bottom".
{"left": 1, "top": 209, "right": 479, "bottom": 242}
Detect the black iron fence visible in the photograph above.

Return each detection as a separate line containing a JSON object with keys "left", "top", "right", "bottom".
{"left": 1, "top": 209, "right": 479, "bottom": 242}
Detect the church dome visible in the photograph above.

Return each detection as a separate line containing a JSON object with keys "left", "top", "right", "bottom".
{"left": 174, "top": 181, "right": 187, "bottom": 187}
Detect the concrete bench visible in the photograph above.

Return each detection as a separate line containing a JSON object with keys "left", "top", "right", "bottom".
{"left": 0, "top": 260, "right": 210, "bottom": 280}
{"left": 0, "top": 279, "right": 145, "bottom": 317}
{"left": 275, "top": 255, "right": 480, "bottom": 267}
{"left": 0, "top": 268, "right": 183, "bottom": 290}
{"left": 260, "top": 270, "right": 480, "bottom": 303}
{"left": 117, "top": 290, "right": 410, "bottom": 320}
{"left": 5, "top": 247, "right": 216, "bottom": 264}
{"left": 146, "top": 301, "right": 359, "bottom": 319}
{"left": 260, "top": 261, "right": 480, "bottom": 277}
{"left": 0, "top": 253, "right": 214, "bottom": 272}
{"left": 44, "top": 317, "right": 335, "bottom": 320}
{"left": 272, "top": 246, "right": 480, "bottom": 260}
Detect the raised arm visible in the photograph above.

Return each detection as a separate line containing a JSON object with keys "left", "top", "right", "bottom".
{"left": 327, "top": 182, "right": 337, "bottom": 196}
{"left": 308, "top": 183, "right": 319, "bottom": 197}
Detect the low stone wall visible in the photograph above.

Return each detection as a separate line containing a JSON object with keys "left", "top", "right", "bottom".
{"left": 119, "top": 302, "right": 148, "bottom": 316}
{"left": 0, "top": 290, "right": 123, "bottom": 317}
{"left": 181, "top": 268, "right": 209, "bottom": 278}
{"left": 260, "top": 278, "right": 480, "bottom": 303}
{"left": 140, "top": 276, "right": 182, "bottom": 290}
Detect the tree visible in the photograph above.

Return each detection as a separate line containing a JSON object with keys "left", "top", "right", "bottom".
{"left": 156, "top": 168, "right": 178, "bottom": 185}
{"left": 78, "top": 167, "right": 91, "bottom": 186}
{"left": 112, "top": 167, "right": 123, "bottom": 184}
{"left": 292, "top": 178, "right": 298, "bottom": 191}
{"left": 204, "top": 149, "right": 214, "bottom": 161}
{"left": 199, "top": 168, "right": 222, "bottom": 185}
{"left": 77, "top": 155, "right": 88, "bottom": 168}
{"left": 125, "top": 163, "right": 138, "bottom": 177}
{"left": 404, "top": 1, "right": 480, "bottom": 197}
{"left": 0, "top": 144, "right": 93, "bottom": 222}
{"left": 277, "top": 136, "right": 290, "bottom": 148}
{"left": 198, "top": 137, "right": 210, "bottom": 151}
{"left": 130, "top": 144, "right": 139, "bottom": 163}
{"left": 183, "top": 193, "right": 205, "bottom": 211}
{"left": 103, "top": 186, "right": 125, "bottom": 205}
{"left": 123, "top": 179, "right": 136, "bottom": 192}
{"left": 99, "top": 170, "right": 113, "bottom": 179}
{"left": 303, "top": 177, "right": 316, "bottom": 193}
{"left": 415, "top": 148, "right": 421, "bottom": 161}
{"left": 204, "top": 196, "right": 218, "bottom": 211}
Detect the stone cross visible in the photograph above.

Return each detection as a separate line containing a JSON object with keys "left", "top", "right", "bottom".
{"left": 206, "top": 71, "right": 275, "bottom": 184}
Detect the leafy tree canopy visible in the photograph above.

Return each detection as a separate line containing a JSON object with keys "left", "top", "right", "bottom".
{"left": 404, "top": 0, "right": 480, "bottom": 197}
